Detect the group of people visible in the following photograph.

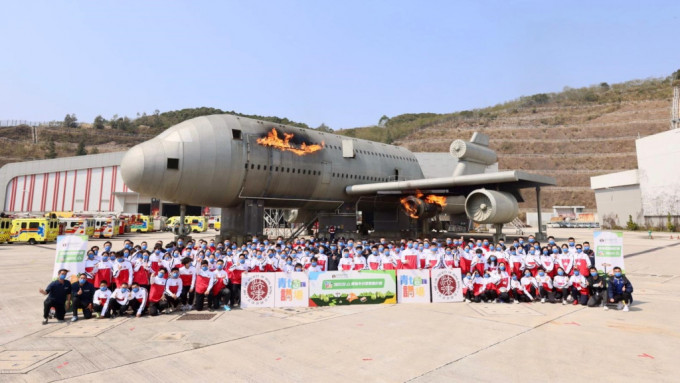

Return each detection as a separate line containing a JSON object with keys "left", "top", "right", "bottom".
{"left": 40, "top": 234, "right": 634, "bottom": 324}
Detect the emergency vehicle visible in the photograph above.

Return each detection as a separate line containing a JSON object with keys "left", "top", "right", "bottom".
{"left": 60, "top": 217, "right": 95, "bottom": 236}
{"left": 0, "top": 217, "right": 11, "bottom": 243}
{"left": 93, "top": 217, "right": 119, "bottom": 238}
{"left": 9, "top": 217, "right": 60, "bottom": 244}
{"left": 130, "top": 215, "right": 154, "bottom": 233}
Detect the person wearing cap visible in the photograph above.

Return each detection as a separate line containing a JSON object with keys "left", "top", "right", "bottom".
{"left": 71, "top": 273, "right": 95, "bottom": 321}
{"left": 39, "top": 269, "right": 72, "bottom": 324}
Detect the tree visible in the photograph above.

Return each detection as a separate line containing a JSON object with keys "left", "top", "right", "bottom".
{"left": 626, "top": 214, "right": 639, "bottom": 231}
{"left": 45, "top": 140, "right": 57, "bottom": 159}
{"left": 63, "top": 114, "right": 78, "bottom": 128}
{"left": 667, "top": 213, "right": 676, "bottom": 232}
{"left": 316, "top": 123, "right": 333, "bottom": 133}
{"left": 378, "top": 115, "right": 390, "bottom": 127}
{"left": 75, "top": 140, "right": 87, "bottom": 156}
{"left": 90, "top": 147, "right": 100, "bottom": 154}
{"left": 93, "top": 115, "right": 106, "bottom": 130}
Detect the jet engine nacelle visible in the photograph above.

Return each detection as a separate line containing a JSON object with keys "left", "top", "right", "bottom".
{"left": 283, "top": 209, "right": 316, "bottom": 224}
{"left": 464, "top": 189, "right": 519, "bottom": 224}
{"left": 400, "top": 196, "right": 465, "bottom": 219}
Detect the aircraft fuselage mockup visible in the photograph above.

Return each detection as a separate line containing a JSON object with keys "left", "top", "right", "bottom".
{"left": 120, "top": 114, "right": 556, "bottom": 237}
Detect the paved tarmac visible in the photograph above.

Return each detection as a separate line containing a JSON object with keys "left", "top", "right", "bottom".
{"left": 0, "top": 228, "right": 678, "bottom": 382}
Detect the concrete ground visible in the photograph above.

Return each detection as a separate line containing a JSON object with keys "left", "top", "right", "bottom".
{"left": 0, "top": 228, "right": 678, "bottom": 382}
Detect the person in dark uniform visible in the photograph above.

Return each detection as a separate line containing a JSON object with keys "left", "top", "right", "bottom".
{"left": 71, "top": 273, "right": 95, "bottom": 321}
{"left": 327, "top": 243, "right": 340, "bottom": 271}
{"left": 39, "top": 269, "right": 72, "bottom": 325}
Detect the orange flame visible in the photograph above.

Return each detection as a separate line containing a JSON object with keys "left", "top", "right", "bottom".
{"left": 256, "top": 128, "right": 325, "bottom": 156}
{"left": 424, "top": 195, "right": 446, "bottom": 207}
{"left": 400, "top": 197, "right": 419, "bottom": 219}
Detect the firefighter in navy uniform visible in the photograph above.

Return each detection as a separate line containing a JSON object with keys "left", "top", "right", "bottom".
{"left": 71, "top": 273, "right": 96, "bottom": 321}
{"left": 39, "top": 269, "right": 72, "bottom": 324}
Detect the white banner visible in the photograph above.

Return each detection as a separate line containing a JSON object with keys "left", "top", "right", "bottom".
{"left": 241, "top": 273, "right": 276, "bottom": 308}
{"left": 308, "top": 270, "right": 397, "bottom": 306}
{"left": 274, "top": 272, "right": 309, "bottom": 308}
{"left": 53, "top": 235, "right": 88, "bottom": 281}
{"left": 594, "top": 231, "right": 625, "bottom": 273}
{"left": 430, "top": 268, "right": 464, "bottom": 303}
{"left": 397, "top": 269, "right": 432, "bottom": 303}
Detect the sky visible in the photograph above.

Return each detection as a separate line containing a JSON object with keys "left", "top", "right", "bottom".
{"left": 0, "top": 1, "right": 678, "bottom": 129}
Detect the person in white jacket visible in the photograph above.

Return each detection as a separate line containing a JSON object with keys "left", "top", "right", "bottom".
{"left": 128, "top": 283, "right": 148, "bottom": 317}
{"left": 103, "top": 283, "right": 131, "bottom": 318}
{"left": 92, "top": 281, "right": 112, "bottom": 318}
{"left": 552, "top": 267, "right": 571, "bottom": 304}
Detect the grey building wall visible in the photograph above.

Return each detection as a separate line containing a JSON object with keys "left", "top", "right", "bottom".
{"left": 594, "top": 185, "right": 643, "bottom": 228}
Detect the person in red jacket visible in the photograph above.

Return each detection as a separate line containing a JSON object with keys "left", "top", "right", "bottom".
{"left": 178, "top": 257, "right": 196, "bottom": 310}
{"left": 212, "top": 260, "right": 232, "bottom": 311}
{"left": 148, "top": 268, "right": 168, "bottom": 316}
{"left": 112, "top": 253, "right": 133, "bottom": 291}
{"left": 94, "top": 253, "right": 113, "bottom": 289}
{"left": 229, "top": 254, "right": 249, "bottom": 308}
{"left": 193, "top": 260, "right": 215, "bottom": 311}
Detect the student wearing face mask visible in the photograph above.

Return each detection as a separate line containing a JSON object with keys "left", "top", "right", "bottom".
{"left": 93, "top": 281, "right": 112, "bottom": 318}
{"left": 484, "top": 254, "right": 499, "bottom": 273}
{"left": 479, "top": 271, "right": 499, "bottom": 303}
{"left": 212, "top": 260, "right": 232, "bottom": 311}
{"left": 495, "top": 263, "right": 512, "bottom": 303}
{"left": 552, "top": 267, "right": 571, "bottom": 305}
{"left": 470, "top": 271, "right": 487, "bottom": 302}
{"left": 443, "top": 248, "right": 457, "bottom": 269}
{"left": 520, "top": 270, "right": 539, "bottom": 302}
{"left": 582, "top": 241, "right": 595, "bottom": 267}
{"left": 315, "top": 247, "right": 328, "bottom": 271}
{"left": 366, "top": 248, "right": 381, "bottom": 270}
{"left": 573, "top": 244, "right": 590, "bottom": 276}
{"left": 400, "top": 242, "right": 419, "bottom": 270}
{"left": 306, "top": 256, "right": 324, "bottom": 272}
{"left": 103, "top": 282, "right": 131, "bottom": 318}
{"left": 606, "top": 267, "right": 633, "bottom": 311}
{"left": 556, "top": 245, "right": 575, "bottom": 275}
{"left": 338, "top": 249, "right": 354, "bottom": 271}
{"left": 535, "top": 268, "right": 555, "bottom": 303}
{"left": 94, "top": 252, "right": 113, "bottom": 290}
{"left": 524, "top": 247, "right": 540, "bottom": 277}
{"left": 509, "top": 273, "right": 528, "bottom": 303}
{"left": 351, "top": 250, "right": 367, "bottom": 270}
{"left": 179, "top": 257, "right": 197, "bottom": 311}
{"left": 71, "top": 273, "right": 95, "bottom": 321}
{"left": 193, "top": 260, "right": 216, "bottom": 311}
{"left": 164, "top": 267, "right": 183, "bottom": 312}
{"left": 470, "top": 249, "right": 486, "bottom": 276}
{"left": 462, "top": 272, "right": 475, "bottom": 303}
{"left": 228, "top": 254, "right": 249, "bottom": 308}
{"left": 112, "top": 254, "right": 134, "bottom": 292}
{"left": 539, "top": 248, "right": 556, "bottom": 278}
{"left": 39, "top": 269, "right": 71, "bottom": 324}
{"left": 132, "top": 251, "right": 152, "bottom": 292}
{"left": 294, "top": 263, "right": 304, "bottom": 272}
{"left": 128, "top": 282, "right": 148, "bottom": 318}
{"left": 508, "top": 247, "right": 525, "bottom": 279}
{"left": 568, "top": 269, "right": 589, "bottom": 306}
{"left": 586, "top": 267, "right": 606, "bottom": 308}
{"left": 148, "top": 268, "right": 168, "bottom": 316}
{"left": 327, "top": 244, "right": 340, "bottom": 271}
{"left": 84, "top": 251, "right": 99, "bottom": 285}
{"left": 281, "top": 256, "right": 295, "bottom": 273}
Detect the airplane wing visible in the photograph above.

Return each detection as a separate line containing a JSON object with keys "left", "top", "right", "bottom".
{"left": 345, "top": 170, "right": 556, "bottom": 202}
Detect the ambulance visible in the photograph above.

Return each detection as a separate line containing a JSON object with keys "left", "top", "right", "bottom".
{"left": 60, "top": 217, "right": 95, "bottom": 237}
{"left": 130, "top": 215, "right": 155, "bottom": 233}
{"left": 0, "top": 217, "right": 12, "bottom": 243}
{"left": 165, "top": 216, "right": 208, "bottom": 233}
{"left": 93, "top": 217, "right": 119, "bottom": 238}
{"left": 9, "top": 217, "right": 60, "bottom": 244}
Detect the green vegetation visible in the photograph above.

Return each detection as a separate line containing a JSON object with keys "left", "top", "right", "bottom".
{"left": 75, "top": 140, "right": 87, "bottom": 156}
{"left": 626, "top": 215, "right": 639, "bottom": 231}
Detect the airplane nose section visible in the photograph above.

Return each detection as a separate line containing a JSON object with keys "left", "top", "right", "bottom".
{"left": 120, "top": 145, "right": 146, "bottom": 193}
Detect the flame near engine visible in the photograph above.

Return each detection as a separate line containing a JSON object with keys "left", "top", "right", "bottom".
{"left": 257, "top": 128, "right": 325, "bottom": 156}
{"left": 400, "top": 190, "right": 448, "bottom": 219}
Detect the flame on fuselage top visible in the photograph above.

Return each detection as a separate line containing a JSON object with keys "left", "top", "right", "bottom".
{"left": 256, "top": 128, "right": 325, "bottom": 156}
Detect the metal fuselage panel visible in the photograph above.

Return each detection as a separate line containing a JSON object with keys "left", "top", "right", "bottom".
{"left": 121, "top": 114, "right": 425, "bottom": 209}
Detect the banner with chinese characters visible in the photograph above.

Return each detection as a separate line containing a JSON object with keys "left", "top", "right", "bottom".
{"left": 53, "top": 235, "right": 88, "bottom": 281}
{"left": 594, "top": 231, "right": 625, "bottom": 273}
{"left": 308, "top": 270, "right": 397, "bottom": 306}
{"left": 241, "top": 272, "right": 276, "bottom": 308}
{"left": 430, "top": 268, "right": 464, "bottom": 303}
{"left": 397, "top": 269, "right": 431, "bottom": 303}
{"left": 274, "top": 272, "right": 309, "bottom": 308}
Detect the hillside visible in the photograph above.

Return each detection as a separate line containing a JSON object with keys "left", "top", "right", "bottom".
{"left": 0, "top": 73, "right": 677, "bottom": 211}
{"left": 338, "top": 74, "right": 678, "bottom": 209}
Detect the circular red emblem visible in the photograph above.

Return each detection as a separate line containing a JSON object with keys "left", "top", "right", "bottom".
{"left": 436, "top": 274, "right": 458, "bottom": 296}
{"left": 246, "top": 277, "right": 270, "bottom": 302}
